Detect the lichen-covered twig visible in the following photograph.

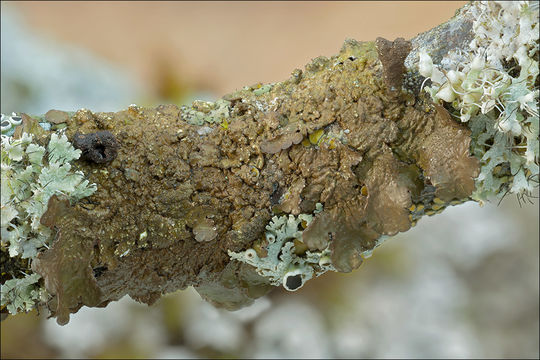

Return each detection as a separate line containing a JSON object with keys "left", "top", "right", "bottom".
{"left": 1, "top": 1, "right": 538, "bottom": 325}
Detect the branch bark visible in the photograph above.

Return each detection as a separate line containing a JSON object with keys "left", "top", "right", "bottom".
{"left": 1, "top": 2, "right": 537, "bottom": 324}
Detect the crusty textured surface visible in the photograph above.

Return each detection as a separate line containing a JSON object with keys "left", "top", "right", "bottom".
{"left": 28, "top": 39, "right": 479, "bottom": 323}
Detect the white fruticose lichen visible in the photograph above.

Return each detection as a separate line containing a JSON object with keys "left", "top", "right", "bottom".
{"left": 418, "top": 1, "right": 539, "bottom": 204}
{"left": 1, "top": 127, "right": 97, "bottom": 315}
{"left": 228, "top": 203, "right": 334, "bottom": 292}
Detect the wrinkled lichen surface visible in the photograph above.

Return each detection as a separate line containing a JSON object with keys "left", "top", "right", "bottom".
{"left": 2, "top": 37, "right": 481, "bottom": 324}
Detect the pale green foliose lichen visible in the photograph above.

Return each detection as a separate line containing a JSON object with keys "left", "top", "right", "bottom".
{"left": 253, "top": 84, "right": 273, "bottom": 96}
{"left": 418, "top": 1, "right": 539, "bottom": 204}
{"left": 1, "top": 113, "right": 23, "bottom": 137}
{"left": 1, "top": 113, "right": 53, "bottom": 136}
{"left": 181, "top": 99, "right": 231, "bottom": 126}
{"left": 0, "top": 273, "right": 43, "bottom": 315}
{"left": 1, "top": 128, "right": 97, "bottom": 315}
{"left": 228, "top": 203, "right": 334, "bottom": 292}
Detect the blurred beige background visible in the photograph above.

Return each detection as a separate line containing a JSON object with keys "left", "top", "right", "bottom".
{"left": 11, "top": 1, "right": 465, "bottom": 98}
{"left": 2, "top": 1, "right": 538, "bottom": 359}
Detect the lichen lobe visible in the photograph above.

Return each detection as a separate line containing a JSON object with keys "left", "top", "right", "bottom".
{"left": 421, "top": 105, "right": 480, "bottom": 200}
{"left": 32, "top": 207, "right": 102, "bottom": 325}
{"left": 376, "top": 37, "right": 412, "bottom": 92}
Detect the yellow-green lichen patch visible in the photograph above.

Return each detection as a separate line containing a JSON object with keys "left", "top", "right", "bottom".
{"left": 308, "top": 128, "right": 325, "bottom": 145}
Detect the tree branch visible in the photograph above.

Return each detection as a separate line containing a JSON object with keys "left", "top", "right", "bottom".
{"left": 1, "top": 1, "right": 538, "bottom": 325}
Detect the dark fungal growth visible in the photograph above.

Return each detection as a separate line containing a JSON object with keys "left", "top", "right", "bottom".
{"left": 72, "top": 131, "right": 119, "bottom": 164}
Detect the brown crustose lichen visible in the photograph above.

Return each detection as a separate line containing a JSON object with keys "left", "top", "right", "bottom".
{"left": 27, "top": 38, "right": 479, "bottom": 323}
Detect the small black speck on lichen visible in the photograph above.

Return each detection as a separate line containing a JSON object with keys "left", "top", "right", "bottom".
{"left": 73, "top": 131, "right": 119, "bottom": 164}
{"left": 285, "top": 274, "right": 302, "bottom": 290}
